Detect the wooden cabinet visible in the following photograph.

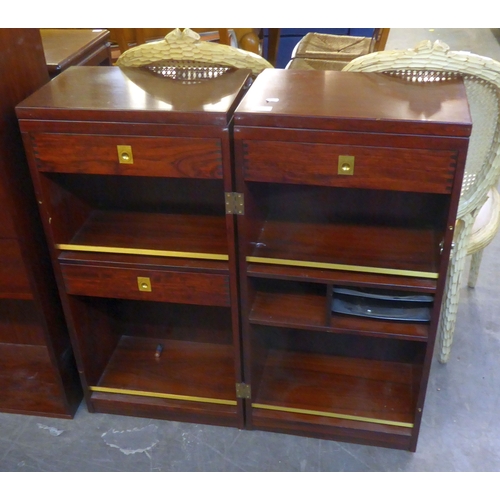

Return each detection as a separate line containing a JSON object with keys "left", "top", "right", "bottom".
{"left": 40, "top": 29, "right": 111, "bottom": 78}
{"left": 0, "top": 29, "right": 82, "bottom": 417}
{"left": 16, "top": 66, "right": 251, "bottom": 427}
{"left": 233, "top": 69, "right": 471, "bottom": 450}
{"left": 16, "top": 63, "right": 472, "bottom": 450}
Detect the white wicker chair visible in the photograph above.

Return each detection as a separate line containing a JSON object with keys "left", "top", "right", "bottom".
{"left": 343, "top": 40, "right": 500, "bottom": 363}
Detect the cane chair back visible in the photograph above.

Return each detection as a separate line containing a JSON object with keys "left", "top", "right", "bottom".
{"left": 115, "top": 28, "right": 273, "bottom": 80}
{"left": 343, "top": 40, "right": 500, "bottom": 363}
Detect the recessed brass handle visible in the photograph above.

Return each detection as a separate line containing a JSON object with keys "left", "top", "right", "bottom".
{"left": 137, "top": 277, "right": 152, "bottom": 292}
{"left": 117, "top": 145, "right": 134, "bottom": 164}
{"left": 338, "top": 155, "right": 354, "bottom": 175}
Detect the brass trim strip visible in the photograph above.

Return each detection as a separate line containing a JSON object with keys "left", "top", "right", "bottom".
{"left": 56, "top": 244, "right": 229, "bottom": 261}
{"left": 246, "top": 256, "right": 438, "bottom": 279}
{"left": 89, "top": 386, "right": 237, "bottom": 406}
{"left": 252, "top": 403, "right": 414, "bottom": 428}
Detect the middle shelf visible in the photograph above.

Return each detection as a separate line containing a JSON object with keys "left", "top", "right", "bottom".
{"left": 57, "top": 210, "right": 229, "bottom": 261}
{"left": 247, "top": 278, "right": 432, "bottom": 341}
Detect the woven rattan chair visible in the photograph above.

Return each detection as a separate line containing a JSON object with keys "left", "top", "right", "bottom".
{"left": 115, "top": 28, "right": 272, "bottom": 80}
{"left": 343, "top": 40, "right": 500, "bottom": 363}
{"left": 286, "top": 29, "right": 390, "bottom": 70}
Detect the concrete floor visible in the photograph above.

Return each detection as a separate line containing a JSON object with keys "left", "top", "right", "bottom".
{"left": 1, "top": 29, "right": 499, "bottom": 475}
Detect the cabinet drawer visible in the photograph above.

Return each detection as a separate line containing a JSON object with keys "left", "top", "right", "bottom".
{"left": 242, "top": 140, "right": 457, "bottom": 193}
{"left": 60, "top": 263, "right": 231, "bottom": 306}
{"left": 32, "top": 133, "right": 223, "bottom": 178}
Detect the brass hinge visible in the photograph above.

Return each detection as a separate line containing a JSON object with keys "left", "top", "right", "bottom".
{"left": 235, "top": 383, "right": 251, "bottom": 399}
{"left": 225, "top": 192, "right": 244, "bottom": 215}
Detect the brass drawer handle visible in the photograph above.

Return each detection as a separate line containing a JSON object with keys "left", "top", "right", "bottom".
{"left": 338, "top": 155, "right": 354, "bottom": 176}
{"left": 117, "top": 145, "right": 134, "bottom": 164}
{"left": 137, "top": 277, "right": 152, "bottom": 292}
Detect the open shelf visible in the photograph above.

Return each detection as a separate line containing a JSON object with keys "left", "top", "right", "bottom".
{"left": 15, "top": 65, "right": 253, "bottom": 428}
{"left": 253, "top": 349, "right": 418, "bottom": 428}
{"left": 93, "top": 336, "right": 237, "bottom": 406}
{"left": 247, "top": 263, "right": 438, "bottom": 293}
{"left": 58, "top": 211, "right": 229, "bottom": 261}
{"left": 247, "top": 220, "right": 441, "bottom": 278}
{"left": 233, "top": 69, "right": 471, "bottom": 449}
{"left": 250, "top": 287, "right": 326, "bottom": 329}
{"left": 39, "top": 173, "right": 229, "bottom": 260}
{"left": 69, "top": 296, "right": 239, "bottom": 410}
{"left": 248, "top": 279, "right": 430, "bottom": 341}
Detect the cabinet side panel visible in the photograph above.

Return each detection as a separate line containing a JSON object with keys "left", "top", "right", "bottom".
{"left": 1, "top": 29, "right": 82, "bottom": 416}
{"left": 0, "top": 344, "right": 72, "bottom": 417}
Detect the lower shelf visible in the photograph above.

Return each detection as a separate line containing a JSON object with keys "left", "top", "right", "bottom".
{"left": 250, "top": 405, "right": 413, "bottom": 450}
{"left": 87, "top": 335, "right": 241, "bottom": 426}
{"left": 94, "top": 336, "right": 238, "bottom": 405}
{"left": 90, "top": 390, "right": 240, "bottom": 428}
{"left": 252, "top": 349, "right": 418, "bottom": 428}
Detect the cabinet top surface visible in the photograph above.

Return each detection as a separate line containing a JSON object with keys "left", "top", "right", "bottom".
{"left": 16, "top": 66, "right": 251, "bottom": 126}
{"left": 234, "top": 69, "right": 472, "bottom": 136}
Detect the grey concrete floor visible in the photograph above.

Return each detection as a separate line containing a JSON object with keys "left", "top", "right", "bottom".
{"left": 1, "top": 29, "right": 500, "bottom": 475}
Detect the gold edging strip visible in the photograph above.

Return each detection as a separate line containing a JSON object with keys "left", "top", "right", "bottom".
{"left": 252, "top": 403, "right": 414, "bottom": 428}
{"left": 246, "top": 256, "right": 438, "bottom": 279}
{"left": 56, "top": 244, "right": 229, "bottom": 261}
{"left": 89, "top": 386, "right": 237, "bottom": 406}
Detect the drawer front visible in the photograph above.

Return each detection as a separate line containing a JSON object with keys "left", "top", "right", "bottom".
{"left": 242, "top": 140, "right": 457, "bottom": 193}
{"left": 32, "top": 133, "right": 223, "bottom": 178}
{"left": 0, "top": 239, "right": 33, "bottom": 299}
{"left": 60, "top": 263, "right": 231, "bottom": 307}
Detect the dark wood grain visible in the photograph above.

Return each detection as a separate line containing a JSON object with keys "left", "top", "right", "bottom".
{"left": 0, "top": 344, "right": 74, "bottom": 417}
{"left": 66, "top": 211, "right": 229, "bottom": 257}
{"left": 249, "top": 219, "right": 440, "bottom": 275}
{"left": 0, "top": 240, "right": 34, "bottom": 299}
{"left": 243, "top": 140, "right": 457, "bottom": 193}
{"left": 40, "top": 29, "right": 111, "bottom": 77}
{"left": 17, "top": 66, "right": 251, "bottom": 127}
{"left": 254, "top": 349, "right": 417, "bottom": 425}
{"left": 249, "top": 289, "right": 429, "bottom": 341}
{"left": 61, "top": 262, "right": 230, "bottom": 306}
{"left": 247, "top": 263, "right": 438, "bottom": 292}
{"left": 250, "top": 289, "right": 327, "bottom": 328}
{"left": 0, "top": 182, "right": 17, "bottom": 238}
{"left": 250, "top": 406, "right": 412, "bottom": 450}
{"left": 234, "top": 70, "right": 472, "bottom": 137}
{"left": 33, "top": 133, "right": 223, "bottom": 178}
{"left": 16, "top": 63, "right": 248, "bottom": 426}
{"left": 59, "top": 250, "right": 230, "bottom": 272}
{"left": 235, "top": 68, "right": 471, "bottom": 450}
{"left": 0, "top": 299, "right": 44, "bottom": 344}
{"left": 0, "top": 29, "right": 82, "bottom": 417}
{"left": 98, "top": 337, "right": 237, "bottom": 401}
{"left": 90, "top": 391, "right": 240, "bottom": 428}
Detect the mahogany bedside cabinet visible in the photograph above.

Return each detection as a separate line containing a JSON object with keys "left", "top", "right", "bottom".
{"left": 0, "top": 29, "right": 82, "bottom": 417}
{"left": 16, "top": 66, "right": 251, "bottom": 428}
{"left": 232, "top": 69, "right": 471, "bottom": 450}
